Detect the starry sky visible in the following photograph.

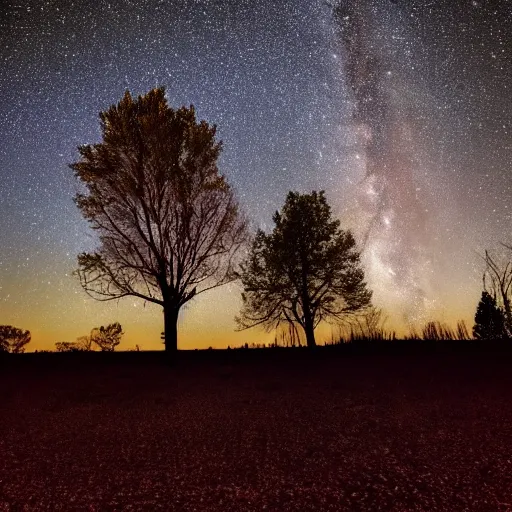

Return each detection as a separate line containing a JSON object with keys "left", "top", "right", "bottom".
{"left": 0, "top": 0, "right": 511, "bottom": 351}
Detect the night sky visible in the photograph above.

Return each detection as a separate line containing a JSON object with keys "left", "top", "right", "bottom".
{"left": 1, "top": 0, "right": 511, "bottom": 350}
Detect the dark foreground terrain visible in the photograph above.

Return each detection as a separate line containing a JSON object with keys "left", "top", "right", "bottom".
{"left": 1, "top": 345, "right": 512, "bottom": 511}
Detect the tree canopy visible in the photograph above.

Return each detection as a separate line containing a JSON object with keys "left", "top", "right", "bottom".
{"left": 237, "top": 190, "right": 372, "bottom": 347}
{"left": 72, "top": 87, "right": 247, "bottom": 358}
{"left": 0, "top": 325, "right": 31, "bottom": 353}
{"left": 91, "top": 322, "right": 123, "bottom": 352}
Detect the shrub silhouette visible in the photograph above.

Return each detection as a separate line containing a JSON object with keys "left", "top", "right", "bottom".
{"left": 0, "top": 326, "right": 31, "bottom": 353}
{"left": 90, "top": 322, "right": 123, "bottom": 352}
{"left": 55, "top": 342, "right": 84, "bottom": 353}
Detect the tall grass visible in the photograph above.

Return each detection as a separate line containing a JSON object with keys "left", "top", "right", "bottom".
{"left": 332, "top": 319, "right": 472, "bottom": 344}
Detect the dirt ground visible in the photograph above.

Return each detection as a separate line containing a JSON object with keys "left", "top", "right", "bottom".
{"left": 1, "top": 348, "right": 512, "bottom": 511}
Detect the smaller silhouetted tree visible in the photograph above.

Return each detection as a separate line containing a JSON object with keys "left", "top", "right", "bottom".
{"left": 0, "top": 326, "right": 31, "bottom": 353}
{"left": 237, "top": 191, "right": 372, "bottom": 347}
{"left": 91, "top": 322, "right": 123, "bottom": 352}
{"left": 473, "top": 291, "right": 507, "bottom": 340}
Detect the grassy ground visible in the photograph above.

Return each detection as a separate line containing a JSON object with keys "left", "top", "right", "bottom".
{"left": 1, "top": 346, "right": 512, "bottom": 511}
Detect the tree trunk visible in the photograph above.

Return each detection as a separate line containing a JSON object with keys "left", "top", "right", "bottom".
{"left": 504, "top": 295, "right": 512, "bottom": 338}
{"left": 163, "top": 305, "right": 179, "bottom": 360}
{"left": 299, "top": 257, "right": 316, "bottom": 349}
{"left": 303, "top": 312, "right": 317, "bottom": 348}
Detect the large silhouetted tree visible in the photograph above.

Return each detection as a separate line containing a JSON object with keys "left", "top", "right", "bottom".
{"left": 72, "top": 88, "right": 247, "bottom": 359}
{"left": 473, "top": 291, "right": 508, "bottom": 340}
{"left": 0, "top": 326, "right": 31, "bottom": 353}
{"left": 237, "top": 191, "right": 372, "bottom": 347}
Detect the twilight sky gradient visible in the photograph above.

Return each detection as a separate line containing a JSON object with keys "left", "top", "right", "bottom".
{"left": 1, "top": 0, "right": 511, "bottom": 350}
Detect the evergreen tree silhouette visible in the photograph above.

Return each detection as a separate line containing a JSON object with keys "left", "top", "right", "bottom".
{"left": 473, "top": 291, "right": 507, "bottom": 340}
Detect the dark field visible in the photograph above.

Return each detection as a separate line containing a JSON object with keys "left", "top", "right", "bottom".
{"left": 2, "top": 346, "right": 512, "bottom": 511}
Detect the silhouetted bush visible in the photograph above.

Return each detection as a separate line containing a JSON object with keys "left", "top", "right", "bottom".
{"left": 91, "top": 322, "right": 123, "bottom": 352}
{"left": 55, "top": 342, "right": 84, "bottom": 353}
{"left": 0, "top": 325, "right": 31, "bottom": 353}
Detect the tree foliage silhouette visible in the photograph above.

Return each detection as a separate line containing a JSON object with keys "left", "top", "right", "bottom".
{"left": 91, "top": 322, "right": 123, "bottom": 352}
{"left": 0, "top": 326, "right": 31, "bottom": 353}
{"left": 473, "top": 291, "right": 508, "bottom": 340}
{"left": 237, "top": 191, "right": 372, "bottom": 347}
{"left": 72, "top": 88, "right": 247, "bottom": 358}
